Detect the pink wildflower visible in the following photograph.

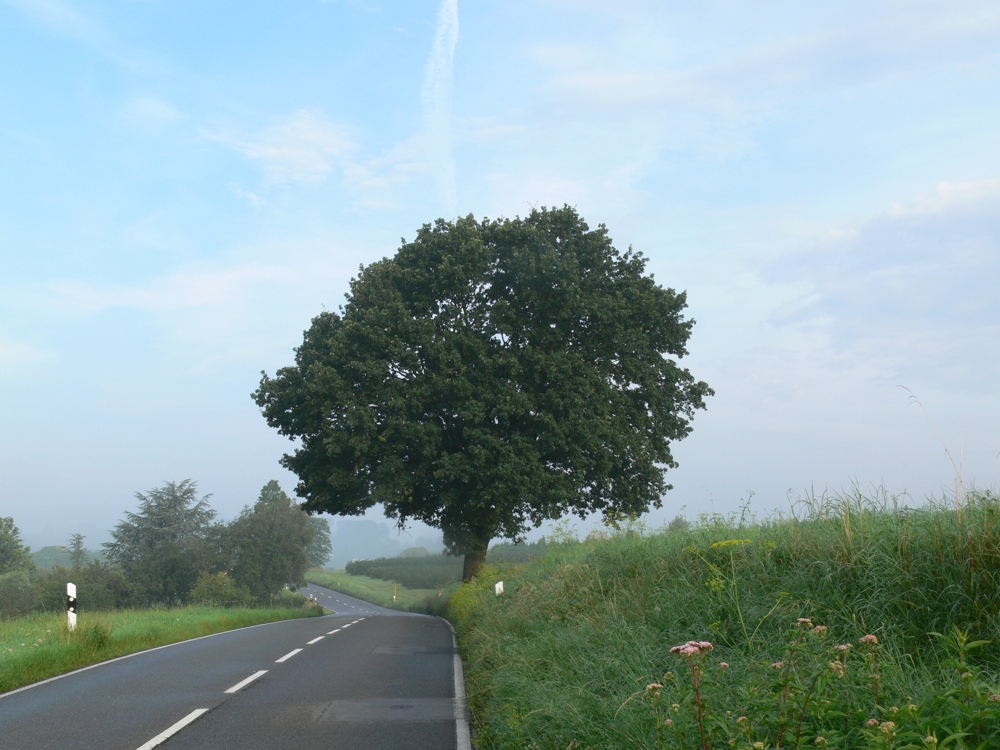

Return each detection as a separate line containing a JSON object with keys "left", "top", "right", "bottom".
{"left": 859, "top": 634, "right": 878, "bottom": 645}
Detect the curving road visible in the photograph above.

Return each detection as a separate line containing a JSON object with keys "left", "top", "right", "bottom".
{"left": 0, "top": 584, "right": 471, "bottom": 749}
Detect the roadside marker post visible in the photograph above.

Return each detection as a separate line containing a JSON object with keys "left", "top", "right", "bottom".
{"left": 66, "top": 582, "right": 77, "bottom": 632}
{"left": 494, "top": 581, "right": 503, "bottom": 596}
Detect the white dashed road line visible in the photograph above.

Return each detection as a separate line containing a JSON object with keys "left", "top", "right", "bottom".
{"left": 224, "top": 670, "right": 268, "bottom": 694}
{"left": 307, "top": 636, "right": 325, "bottom": 645}
{"left": 275, "top": 648, "right": 303, "bottom": 663}
{"left": 135, "top": 708, "right": 209, "bottom": 750}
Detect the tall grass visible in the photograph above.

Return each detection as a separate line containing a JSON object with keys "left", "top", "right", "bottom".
{"left": 0, "top": 604, "right": 321, "bottom": 694}
{"left": 451, "top": 489, "right": 1000, "bottom": 748}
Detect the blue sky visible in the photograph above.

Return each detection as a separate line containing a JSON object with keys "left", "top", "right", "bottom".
{"left": 2, "top": 0, "right": 998, "bottom": 551}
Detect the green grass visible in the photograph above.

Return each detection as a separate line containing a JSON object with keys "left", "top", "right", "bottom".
{"left": 0, "top": 604, "right": 321, "bottom": 694}
{"left": 451, "top": 489, "right": 1000, "bottom": 749}
{"left": 306, "top": 568, "right": 455, "bottom": 615}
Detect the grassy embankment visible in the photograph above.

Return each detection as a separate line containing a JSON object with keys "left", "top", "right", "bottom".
{"left": 1, "top": 603, "right": 321, "bottom": 694}
{"left": 306, "top": 568, "right": 454, "bottom": 615}
{"left": 450, "top": 489, "right": 1000, "bottom": 749}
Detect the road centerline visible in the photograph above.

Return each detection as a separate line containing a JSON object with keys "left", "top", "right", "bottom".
{"left": 135, "top": 708, "right": 209, "bottom": 750}
{"left": 275, "top": 648, "right": 303, "bottom": 663}
{"left": 306, "top": 636, "right": 325, "bottom": 645}
{"left": 224, "top": 670, "right": 268, "bottom": 694}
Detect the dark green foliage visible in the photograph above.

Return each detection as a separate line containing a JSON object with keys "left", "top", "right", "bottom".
{"left": 227, "top": 481, "right": 313, "bottom": 600}
{"left": 103, "top": 480, "right": 218, "bottom": 605}
{"left": 345, "top": 554, "right": 463, "bottom": 589}
{"left": 254, "top": 207, "right": 712, "bottom": 578}
{"left": 0, "top": 517, "right": 33, "bottom": 575}
{"left": 189, "top": 571, "right": 254, "bottom": 607}
{"left": 33, "top": 562, "right": 133, "bottom": 612}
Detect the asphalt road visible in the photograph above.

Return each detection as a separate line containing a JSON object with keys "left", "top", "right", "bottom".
{"left": 0, "top": 584, "right": 471, "bottom": 750}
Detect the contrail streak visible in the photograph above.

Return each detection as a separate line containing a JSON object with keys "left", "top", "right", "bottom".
{"left": 421, "top": 0, "right": 459, "bottom": 215}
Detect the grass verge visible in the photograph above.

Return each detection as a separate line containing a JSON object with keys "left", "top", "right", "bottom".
{"left": 451, "top": 489, "right": 1000, "bottom": 749}
{"left": 306, "top": 568, "right": 455, "bottom": 616}
{"left": 0, "top": 604, "right": 321, "bottom": 694}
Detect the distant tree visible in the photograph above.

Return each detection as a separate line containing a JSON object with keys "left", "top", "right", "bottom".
{"left": 398, "top": 546, "right": 431, "bottom": 558}
{"left": 68, "top": 533, "right": 87, "bottom": 570}
{"left": 104, "top": 480, "right": 217, "bottom": 604}
{"left": 255, "top": 207, "right": 713, "bottom": 580}
{"left": 305, "top": 516, "right": 333, "bottom": 568}
{"left": 0, "top": 517, "right": 33, "bottom": 575}
{"left": 227, "top": 481, "right": 312, "bottom": 600}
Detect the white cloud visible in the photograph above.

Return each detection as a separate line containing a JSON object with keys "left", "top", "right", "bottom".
{"left": 766, "top": 180, "right": 1000, "bottom": 395}
{"left": 206, "top": 109, "right": 358, "bottom": 185}
{"left": 523, "top": 1, "right": 1000, "bottom": 163}
{"left": 420, "top": 0, "right": 459, "bottom": 214}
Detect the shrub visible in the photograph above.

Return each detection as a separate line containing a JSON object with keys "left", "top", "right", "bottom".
{"left": 189, "top": 571, "right": 255, "bottom": 607}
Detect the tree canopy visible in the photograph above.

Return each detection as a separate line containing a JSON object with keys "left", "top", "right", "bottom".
{"left": 103, "top": 479, "right": 217, "bottom": 604}
{"left": 254, "top": 206, "right": 712, "bottom": 579}
{"left": 305, "top": 516, "right": 333, "bottom": 568}
{"left": 227, "top": 480, "right": 314, "bottom": 599}
{"left": 0, "top": 517, "right": 33, "bottom": 575}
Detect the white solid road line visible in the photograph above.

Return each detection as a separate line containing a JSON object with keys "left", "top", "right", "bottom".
{"left": 307, "top": 636, "right": 325, "bottom": 645}
{"left": 446, "top": 621, "right": 473, "bottom": 750}
{"left": 224, "top": 670, "right": 268, "bottom": 694}
{"left": 135, "top": 708, "right": 209, "bottom": 750}
{"left": 275, "top": 648, "right": 303, "bottom": 663}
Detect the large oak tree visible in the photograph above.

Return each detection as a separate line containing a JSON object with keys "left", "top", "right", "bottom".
{"left": 255, "top": 207, "right": 712, "bottom": 580}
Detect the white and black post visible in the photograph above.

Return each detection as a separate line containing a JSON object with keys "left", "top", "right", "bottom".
{"left": 66, "top": 582, "right": 77, "bottom": 632}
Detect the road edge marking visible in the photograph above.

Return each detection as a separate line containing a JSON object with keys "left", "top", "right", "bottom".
{"left": 444, "top": 619, "right": 473, "bottom": 750}
{"left": 135, "top": 707, "right": 209, "bottom": 750}
{"left": 275, "top": 648, "right": 303, "bottom": 663}
{"left": 224, "top": 670, "right": 268, "bottom": 694}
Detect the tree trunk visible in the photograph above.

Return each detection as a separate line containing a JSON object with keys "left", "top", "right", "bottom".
{"left": 462, "top": 538, "right": 489, "bottom": 582}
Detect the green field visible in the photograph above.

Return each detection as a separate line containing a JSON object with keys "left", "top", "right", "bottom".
{"left": 0, "top": 603, "right": 321, "bottom": 694}
{"left": 451, "top": 490, "right": 1000, "bottom": 749}
{"left": 306, "top": 568, "right": 454, "bottom": 616}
